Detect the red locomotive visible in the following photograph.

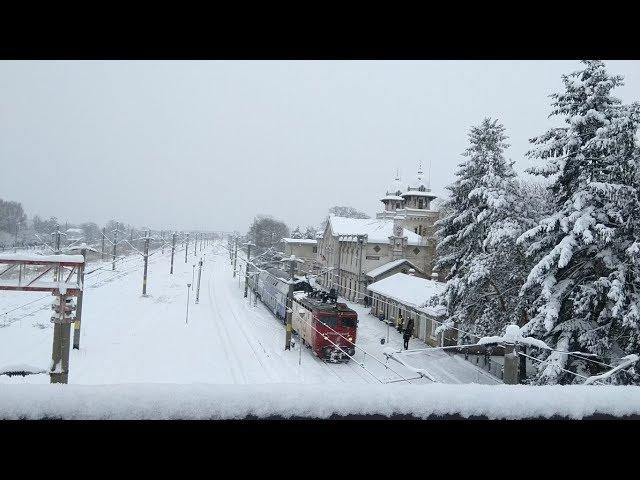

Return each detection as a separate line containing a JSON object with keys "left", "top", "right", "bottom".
{"left": 292, "top": 290, "right": 358, "bottom": 362}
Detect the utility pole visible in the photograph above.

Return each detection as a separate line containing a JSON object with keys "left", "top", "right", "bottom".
{"left": 185, "top": 233, "right": 189, "bottom": 264}
{"left": 73, "top": 248, "right": 86, "bottom": 350}
{"left": 142, "top": 232, "right": 150, "bottom": 296}
{"left": 192, "top": 264, "right": 196, "bottom": 290}
{"left": 195, "top": 258, "right": 203, "bottom": 304}
{"left": 101, "top": 227, "right": 105, "bottom": 261}
{"left": 233, "top": 237, "right": 238, "bottom": 277}
{"left": 244, "top": 242, "right": 254, "bottom": 298}
{"left": 283, "top": 257, "right": 297, "bottom": 350}
{"left": 170, "top": 232, "right": 176, "bottom": 274}
{"left": 112, "top": 223, "right": 118, "bottom": 271}
{"left": 194, "top": 233, "right": 197, "bottom": 256}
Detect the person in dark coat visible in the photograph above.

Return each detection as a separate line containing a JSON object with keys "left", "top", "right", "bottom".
{"left": 403, "top": 318, "right": 414, "bottom": 350}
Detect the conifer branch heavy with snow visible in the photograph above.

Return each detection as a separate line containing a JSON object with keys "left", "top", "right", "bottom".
{"left": 517, "top": 60, "right": 640, "bottom": 385}
{"left": 433, "top": 118, "right": 534, "bottom": 340}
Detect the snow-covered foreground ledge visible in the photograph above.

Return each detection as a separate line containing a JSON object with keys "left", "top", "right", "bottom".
{"left": 1, "top": 384, "right": 640, "bottom": 419}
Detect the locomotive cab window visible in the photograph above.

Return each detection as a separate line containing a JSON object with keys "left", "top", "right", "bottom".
{"left": 341, "top": 317, "right": 357, "bottom": 328}
{"left": 318, "top": 315, "right": 338, "bottom": 327}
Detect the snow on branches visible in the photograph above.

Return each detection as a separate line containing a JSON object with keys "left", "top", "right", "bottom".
{"left": 433, "top": 118, "right": 531, "bottom": 340}
{"left": 517, "top": 60, "right": 640, "bottom": 385}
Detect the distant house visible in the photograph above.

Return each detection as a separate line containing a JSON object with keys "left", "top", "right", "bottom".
{"left": 367, "top": 272, "right": 453, "bottom": 347}
{"left": 280, "top": 238, "right": 317, "bottom": 273}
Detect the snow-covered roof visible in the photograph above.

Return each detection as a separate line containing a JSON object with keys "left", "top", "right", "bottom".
{"left": 281, "top": 238, "right": 317, "bottom": 245}
{"left": 366, "top": 259, "right": 421, "bottom": 279}
{"left": 401, "top": 190, "right": 437, "bottom": 198}
{"left": 328, "top": 216, "right": 423, "bottom": 246}
{"left": 66, "top": 228, "right": 83, "bottom": 234}
{"left": 367, "top": 272, "right": 445, "bottom": 316}
{"left": 380, "top": 195, "right": 404, "bottom": 202}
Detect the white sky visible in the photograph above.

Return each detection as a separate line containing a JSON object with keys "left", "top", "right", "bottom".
{"left": 1, "top": 60, "right": 638, "bottom": 232}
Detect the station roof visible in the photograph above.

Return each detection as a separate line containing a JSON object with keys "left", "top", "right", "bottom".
{"left": 367, "top": 272, "right": 445, "bottom": 317}
{"left": 328, "top": 216, "right": 422, "bottom": 245}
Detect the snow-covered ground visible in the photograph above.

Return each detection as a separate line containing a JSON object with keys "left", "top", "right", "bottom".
{"left": 2, "top": 241, "right": 638, "bottom": 419}
{"left": 0, "top": 242, "right": 497, "bottom": 386}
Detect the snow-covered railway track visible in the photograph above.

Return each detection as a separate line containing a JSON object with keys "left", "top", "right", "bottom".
{"left": 207, "top": 271, "right": 246, "bottom": 384}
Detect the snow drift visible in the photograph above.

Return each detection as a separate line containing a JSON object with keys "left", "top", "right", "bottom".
{"left": 1, "top": 383, "right": 639, "bottom": 419}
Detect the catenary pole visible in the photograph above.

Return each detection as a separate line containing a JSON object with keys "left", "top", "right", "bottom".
{"left": 112, "top": 223, "right": 118, "bottom": 271}
{"left": 284, "top": 257, "right": 296, "bottom": 350}
{"left": 73, "top": 248, "right": 86, "bottom": 350}
{"left": 233, "top": 236, "right": 238, "bottom": 277}
{"left": 142, "top": 233, "right": 149, "bottom": 296}
{"left": 170, "top": 232, "right": 176, "bottom": 274}
{"left": 244, "top": 243, "right": 253, "bottom": 298}
{"left": 185, "top": 284, "right": 191, "bottom": 324}
{"left": 195, "top": 258, "right": 202, "bottom": 304}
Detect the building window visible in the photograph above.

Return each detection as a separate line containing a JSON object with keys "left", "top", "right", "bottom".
{"left": 313, "top": 246, "right": 317, "bottom": 253}
{"left": 413, "top": 247, "right": 420, "bottom": 255}
{"left": 373, "top": 245, "right": 381, "bottom": 253}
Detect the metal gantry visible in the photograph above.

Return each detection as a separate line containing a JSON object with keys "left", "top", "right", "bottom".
{"left": 0, "top": 253, "right": 85, "bottom": 384}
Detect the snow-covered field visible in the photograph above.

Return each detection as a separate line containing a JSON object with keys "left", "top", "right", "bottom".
{"left": 1, "top": 241, "right": 638, "bottom": 419}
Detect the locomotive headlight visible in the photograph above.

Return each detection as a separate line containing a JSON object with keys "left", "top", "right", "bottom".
{"left": 348, "top": 337, "right": 353, "bottom": 342}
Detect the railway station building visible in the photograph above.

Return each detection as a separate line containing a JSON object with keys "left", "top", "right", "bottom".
{"left": 315, "top": 163, "right": 443, "bottom": 303}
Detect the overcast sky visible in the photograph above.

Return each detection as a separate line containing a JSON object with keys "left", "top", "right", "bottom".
{"left": 1, "top": 60, "right": 639, "bottom": 233}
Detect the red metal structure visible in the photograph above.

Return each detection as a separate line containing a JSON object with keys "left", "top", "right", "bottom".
{"left": 0, "top": 253, "right": 85, "bottom": 383}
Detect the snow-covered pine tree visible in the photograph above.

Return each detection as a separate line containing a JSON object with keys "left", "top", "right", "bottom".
{"left": 433, "top": 118, "right": 525, "bottom": 340}
{"left": 290, "top": 226, "right": 303, "bottom": 239}
{"left": 517, "top": 60, "right": 640, "bottom": 385}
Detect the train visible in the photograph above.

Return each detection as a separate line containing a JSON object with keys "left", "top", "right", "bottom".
{"left": 247, "top": 264, "right": 358, "bottom": 362}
